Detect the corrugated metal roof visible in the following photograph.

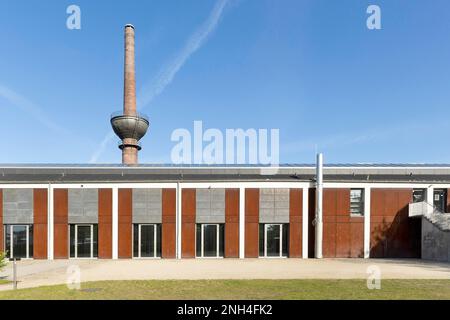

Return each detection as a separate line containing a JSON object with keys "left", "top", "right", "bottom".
{"left": 1, "top": 163, "right": 450, "bottom": 184}
{"left": 2, "top": 163, "right": 450, "bottom": 169}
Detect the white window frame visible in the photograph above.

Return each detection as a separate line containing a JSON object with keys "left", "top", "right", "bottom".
{"left": 6, "top": 225, "right": 32, "bottom": 260}
{"left": 133, "top": 224, "right": 159, "bottom": 259}
{"left": 350, "top": 188, "right": 365, "bottom": 217}
{"left": 197, "top": 223, "right": 222, "bottom": 258}
{"left": 412, "top": 188, "right": 427, "bottom": 203}
{"left": 262, "top": 223, "right": 287, "bottom": 258}
{"left": 70, "top": 224, "right": 96, "bottom": 259}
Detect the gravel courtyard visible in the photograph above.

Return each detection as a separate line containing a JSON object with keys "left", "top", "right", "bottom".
{"left": 0, "top": 258, "right": 449, "bottom": 291}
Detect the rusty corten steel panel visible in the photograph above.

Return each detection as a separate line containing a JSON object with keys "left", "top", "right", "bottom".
{"left": 335, "top": 223, "right": 350, "bottom": 258}
{"left": 322, "top": 188, "right": 363, "bottom": 258}
{"left": 245, "top": 188, "right": 259, "bottom": 258}
{"left": 33, "top": 189, "right": 48, "bottom": 259}
{"left": 308, "top": 188, "right": 316, "bottom": 258}
{"left": 323, "top": 189, "right": 337, "bottom": 258}
{"left": 0, "top": 190, "right": 3, "bottom": 252}
{"left": 162, "top": 188, "right": 176, "bottom": 258}
{"left": 54, "top": 189, "right": 68, "bottom": 259}
{"left": 323, "top": 189, "right": 336, "bottom": 216}
{"left": 289, "top": 188, "right": 303, "bottom": 258}
{"left": 182, "top": 189, "right": 196, "bottom": 258}
{"left": 447, "top": 188, "right": 450, "bottom": 212}
{"left": 225, "top": 189, "right": 239, "bottom": 258}
{"left": 162, "top": 223, "right": 176, "bottom": 258}
{"left": 336, "top": 189, "right": 350, "bottom": 216}
{"left": 350, "top": 219, "right": 364, "bottom": 258}
{"left": 323, "top": 222, "right": 336, "bottom": 257}
{"left": 118, "top": 189, "right": 132, "bottom": 259}
{"left": 98, "top": 189, "right": 112, "bottom": 259}
{"left": 370, "top": 188, "right": 419, "bottom": 258}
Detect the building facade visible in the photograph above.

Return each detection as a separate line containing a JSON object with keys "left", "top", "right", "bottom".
{"left": 0, "top": 164, "right": 449, "bottom": 260}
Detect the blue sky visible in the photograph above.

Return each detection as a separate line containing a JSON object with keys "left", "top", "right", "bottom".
{"left": 1, "top": 0, "right": 450, "bottom": 164}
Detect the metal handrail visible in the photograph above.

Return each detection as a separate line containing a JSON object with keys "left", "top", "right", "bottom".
{"left": 410, "top": 201, "right": 450, "bottom": 231}
{"left": 420, "top": 200, "right": 444, "bottom": 214}
{"left": 410, "top": 200, "right": 444, "bottom": 214}
{"left": 117, "top": 140, "right": 141, "bottom": 147}
{"left": 110, "top": 111, "right": 149, "bottom": 122}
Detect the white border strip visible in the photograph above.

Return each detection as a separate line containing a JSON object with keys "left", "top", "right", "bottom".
{"left": 112, "top": 187, "right": 118, "bottom": 259}
{"left": 363, "top": 187, "right": 371, "bottom": 259}
{"left": 239, "top": 187, "right": 245, "bottom": 259}
{"left": 47, "top": 184, "right": 54, "bottom": 260}
{"left": 176, "top": 182, "right": 182, "bottom": 259}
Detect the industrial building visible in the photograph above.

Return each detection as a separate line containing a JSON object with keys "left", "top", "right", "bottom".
{"left": 0, "top": 164, "right": 450, "bottom": 261}
{"left": 1, "top": 25, "right": 449, "bottom": 262}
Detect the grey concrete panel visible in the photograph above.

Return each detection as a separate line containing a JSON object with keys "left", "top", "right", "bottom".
{"left": 196, "top": 188, "right": 225, "bottom": 223}
{"left": 422, "top": 218, "right": 450, "bottom": 262}
{"left": 259, "top": 188, "right": 290, "bottom": 223}
{"left": 132, "top": 189, "right": 162, "bottom": 224}
{"left": 68, "top": 188, "right": 98, "bottom": 224}
{"left": 2, "top": 189, "right": 33, "bottom": 224}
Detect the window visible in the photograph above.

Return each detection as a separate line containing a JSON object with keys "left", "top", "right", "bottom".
{"left": 4, "top": 225, "right": 33, "bottom": 259}
{"left": 413, "top": 189, "right": 426, "bottom": 203}
{"left": 196, "top": 224, "right": 224, "bottom": 258}
{"left": 350, "top": 189, "right": 364, "bottom": 216}
{"left": 133, "top": 224, "right": 161, "bottom": 258}
{"left": 69, "top": 224, "right": 98, "bottom": 258}
{"left": 259, "top": 224, "right": 289, "bottom": 258}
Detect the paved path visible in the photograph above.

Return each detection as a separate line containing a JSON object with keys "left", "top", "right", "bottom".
{"left": 0, "top": 259, "right": 449, "bottom": 291}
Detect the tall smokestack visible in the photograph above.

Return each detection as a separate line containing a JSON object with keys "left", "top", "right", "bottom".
{"left": 111, "top": 24, "right": 149, "bottom": 165}
{"left": 124, "top": 24, "right": 136, "bottom": 116}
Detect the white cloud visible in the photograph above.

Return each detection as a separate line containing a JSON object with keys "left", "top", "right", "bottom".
{"left": 89, "top": 0, "right": 230, "bottom": 163}
{"left": 0, "top": 84, "right": 66, "bottom": 134}
{"left": 137, "top": 0, "right": 229, "bottom": 109}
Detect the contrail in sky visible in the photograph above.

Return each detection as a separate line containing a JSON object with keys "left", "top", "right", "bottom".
{"left": 0, "top": 84, "right": 66, "bottom": 134}
{"left": 89, "top": 0, "right": 230, "bottom": 163}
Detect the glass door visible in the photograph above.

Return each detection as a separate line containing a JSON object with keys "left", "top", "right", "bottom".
{"left": 70, "top": 224, "right": 97, "bottom": 258}
{"left": 76, "top": 225, "right": 92, "bottom": 258}
{"left": 5, "top": 225, "right": 32, "bottom": 259}
{"left": 196, "top": 224, "right": 223, "bottom": 258}
{"left": 203, "top": 224, "right": 218, "bottom": 257}
{"left": 133, "top": 224, "right": 161, "bottom": 258}
{"left": 259, "top": 224, "right": 289, "bottom": 258}
{"left": 139, "top": 224, "right": 156, "bottom": 258}
{"left": 265, "top": 224, "right": 281, "bottom": 257}
{"left": 13, "top": 225, "right": 28, "bottom": 258}
{"left": 433, "top": 189, "right": 447, "bottom": 213}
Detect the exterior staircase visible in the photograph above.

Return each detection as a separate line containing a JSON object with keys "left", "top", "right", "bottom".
{"left": 409, "top": 201, "right": 450, "bottom": 231}
{"left": 408, "top": 201, "right": 450, "bottom": 262}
